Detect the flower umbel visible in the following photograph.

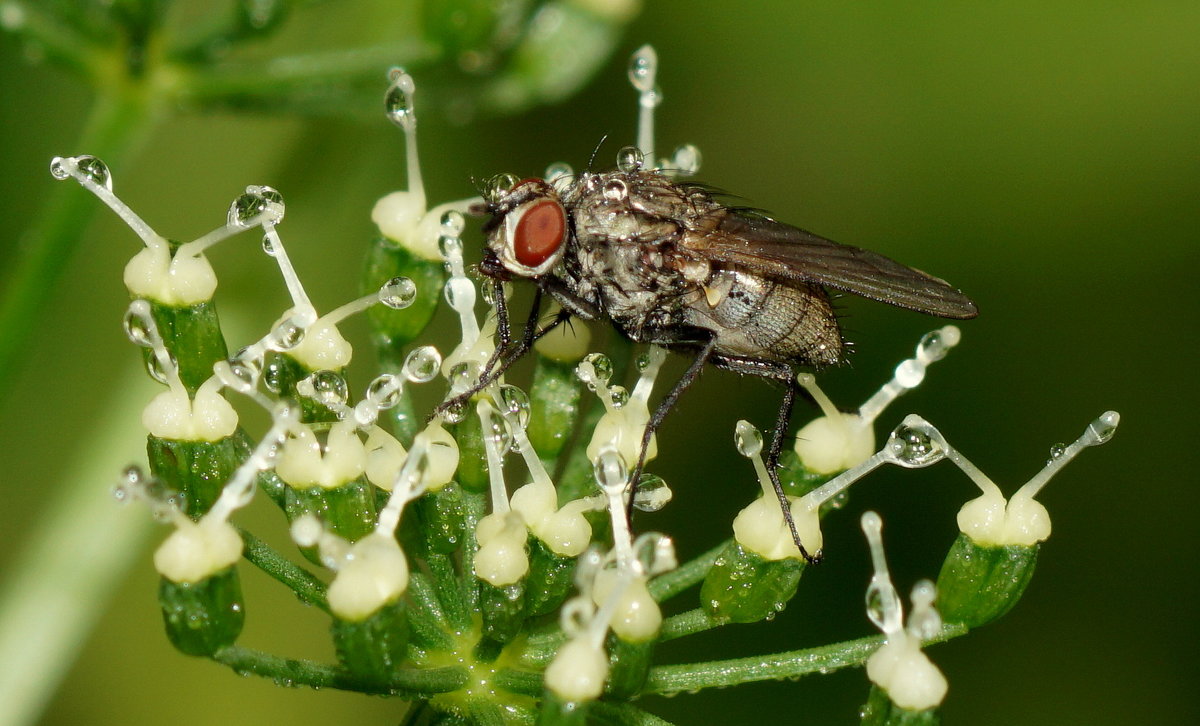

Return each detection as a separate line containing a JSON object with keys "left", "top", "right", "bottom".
{"left": 51, "top": 46, "right": 1122, "bottom": 726}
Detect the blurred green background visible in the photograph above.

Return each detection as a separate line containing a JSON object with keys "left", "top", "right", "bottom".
{"left": 1, "top": 1, "right": 1196, "bottom": 724}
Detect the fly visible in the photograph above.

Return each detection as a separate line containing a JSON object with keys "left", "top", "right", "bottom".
{"left": 447, "top": 47, "right": 977, "bottom": 563}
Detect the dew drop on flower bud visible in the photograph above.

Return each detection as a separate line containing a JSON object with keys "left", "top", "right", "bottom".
{"left": 270, "top": 319, "right": 305, "bottom": 350}
{"left": 366, "top": 374, "right": 402, "bottom": 409}
{"left": 75, "top": 155, "right": 112, "bottom": 191}
{"left": 307, "top": 369, "right": 348, "bottom": 407}
{"left": 886, "top": 419, "right": 944, "bottom": 468}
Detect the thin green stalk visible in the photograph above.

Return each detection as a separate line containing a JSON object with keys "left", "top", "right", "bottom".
{"left": 237, "top": 528, "right": 329, "bottom": 613}
{"left": 657, "top": 608, "right": 723, "bottom": 642}
{"left": 644, "top": 623, "right": 969, "bottom": 695}
{"left": 0, "top": 87, "right": 157, "bottom": 401}
{"left": 648, "top": 540, "right": 727, "bottom": 602}
{"left": 590, "top": 702, "right": 678, "bottom": 726}
{"left": 211, "top": 646, "right": 468, "bottom": 696}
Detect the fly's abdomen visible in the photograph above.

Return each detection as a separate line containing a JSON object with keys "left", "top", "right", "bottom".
{"left": 685, "top": 268, "right": 843, "bottom": 367}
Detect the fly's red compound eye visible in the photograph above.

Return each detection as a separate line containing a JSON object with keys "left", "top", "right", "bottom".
{"left": 512, "top": 199, "right": 566, "bottom": 269}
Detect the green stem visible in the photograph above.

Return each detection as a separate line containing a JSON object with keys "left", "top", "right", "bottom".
{"left": 590, "top": 702, "right": 678, "bottom": 726}
{"left": 644, "top": 623, "right": 968, "bottom": 695}
{"left": 237, "top": 528, "right": 329, "bottom": 613}
{"left": 0, "top": 86, "right": 157, "bottom": 402}
{"left": 658, "top": 608, "right": 724, "bottom": 642}
{"left": 648, "top": 540, "right": 726, "bottom": 602}
{"left": 211, "top": 646, "right": 467, "bottom": 696}
{"left": 1, "top": 2, "right": 103, "bottom": 76}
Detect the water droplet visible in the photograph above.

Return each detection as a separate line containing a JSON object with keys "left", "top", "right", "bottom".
{"left": 449, "top": 361, "right": 482, "bottom": 390}
{"left": 603, "top": 178, "right": 628, "bottom": 201}
{"left": 627, "top": 45, "right": 657, "bottom": 92}
{"left": 238, "top": 0, "right": 283, "bottom": 29}
{"left": 74, "top": 155, "right": 112, "bottom": 191}
{"left": 403, "top": 346, "right": 442, "bottom": 383}
{"left": 229, "top": 185, "right": 284, "bottom": 227}
{"left": 438, "top": 234, "right": 463, "bottom": 262}
{"left": 353, "top": 400, "right": 378, "bottom": 428}
{"left": 485, "top": 173, "right": 519, "bottom": 204}
{"left": 616, "top": 146, "right": 644, "bottom": 174}
{"left": 1048, "top": 443, "right": 1067, "bottom": 462}
{"left": 270, "top": 318, "right": 305, "bottom": 350}
{"left": 217, "top": 356, "right": 260, "bottom": 392}
{"left": 581, "top": 352, "right": 613, "bottom": 384}
{"left": 734, "top": 420, "right": 763, "bottom": 458}
{"left": 146, "top": 351, "right": 177, "bottom": 384}
{"left": 1087, "top": 411, "right": 1120, "bottom": 445}
{"left": 441, "top": 398, "right": 467, "bottom": 424}
{"left": 886, "top": 422, "right": 943, "bottom": 467}
{"left": 307, "top": 370, "right": 348, "bottom": 407}
{"left": 384, "top": 68, "right": 416, "bottom": 128}
{"left": 48, "top": 156, "right": 71, "bottom": 180}
{"left": 865, "top": 585, "right": 886, "bottom": 627}
{"left": 593, "top": 448, "right": 629, "bottom": 494}
{"left": 445, "top": 278, "right": 475, "bottom": 313}
{"left": 633, "top": 474, "right": 672, "bottom": 512}
{"left": 379, "top": 276, "right": 417, "bottom": 309}
{"left": 366, "top": 374, "right": 402, "bottom": 409}
{"left": 262, "top": 358, "right": 285, "bottom": 393}
{"left": 496, "top": 384, "right": 531, "bottom": 431}
{"left": 440, "top": 210, "right": 465, "bottom": 237}
{"left": 122, "top": 309, "right": 153, "bottom": 347}
{"left": 484, "top": 411, "right": 513, "bottom": 453}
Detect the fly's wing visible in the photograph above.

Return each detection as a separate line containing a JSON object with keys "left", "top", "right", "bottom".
{"left": 684, "top": 209, "right": 978, "bottom": 319}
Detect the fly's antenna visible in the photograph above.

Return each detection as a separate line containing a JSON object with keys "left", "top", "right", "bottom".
{"left": 587, "top": 135, "right": 609, "bottom": 172}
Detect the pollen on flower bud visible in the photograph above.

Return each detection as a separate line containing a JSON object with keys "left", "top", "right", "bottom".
{"left": 544, "top": 637, "right": 610, "bottom": 702}
{"left": 154, "top": 518, "right": 243, "bottom": 584}
{"left": 325, "top": 532, "right": 410, "bottom": 621}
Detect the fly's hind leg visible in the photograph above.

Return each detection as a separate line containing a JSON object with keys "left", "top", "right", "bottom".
{"left": 709, "top": 355, "right": 820, "bottom": 564}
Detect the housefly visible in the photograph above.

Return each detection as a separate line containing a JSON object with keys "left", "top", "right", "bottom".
{"left": 450, "top": 48, "right": 977, "bottom": 563}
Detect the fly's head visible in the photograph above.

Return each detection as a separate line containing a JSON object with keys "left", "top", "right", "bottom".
{"left": 477, "top": 174, "right": 569, "bottom": 281}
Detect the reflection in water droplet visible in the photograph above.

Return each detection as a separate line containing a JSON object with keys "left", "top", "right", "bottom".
{"left": 440, "top": 210, "right": 465, "bottom": 237}
{"left": 229, "top": 185, "right": 285, "bottom": 227}
{"left": 886, "top": 421, "right": 943, "bottom": 467}
{"left": 307, "top": 370, "right": 349, "bottom": 407}
{"left": 627, "top": 45, "right": 657, "bottom": 92}
{"left": 385, "top": 68, "right": 416, "bottom": 128}
{"left": 603, "top": 178, "right": 628, "bottom": 201}
{"left": 671, "top": 144, "right": 702, "bottom": 176}
{"left": 270, "top": 319, "right": 305, "bottom": 350}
